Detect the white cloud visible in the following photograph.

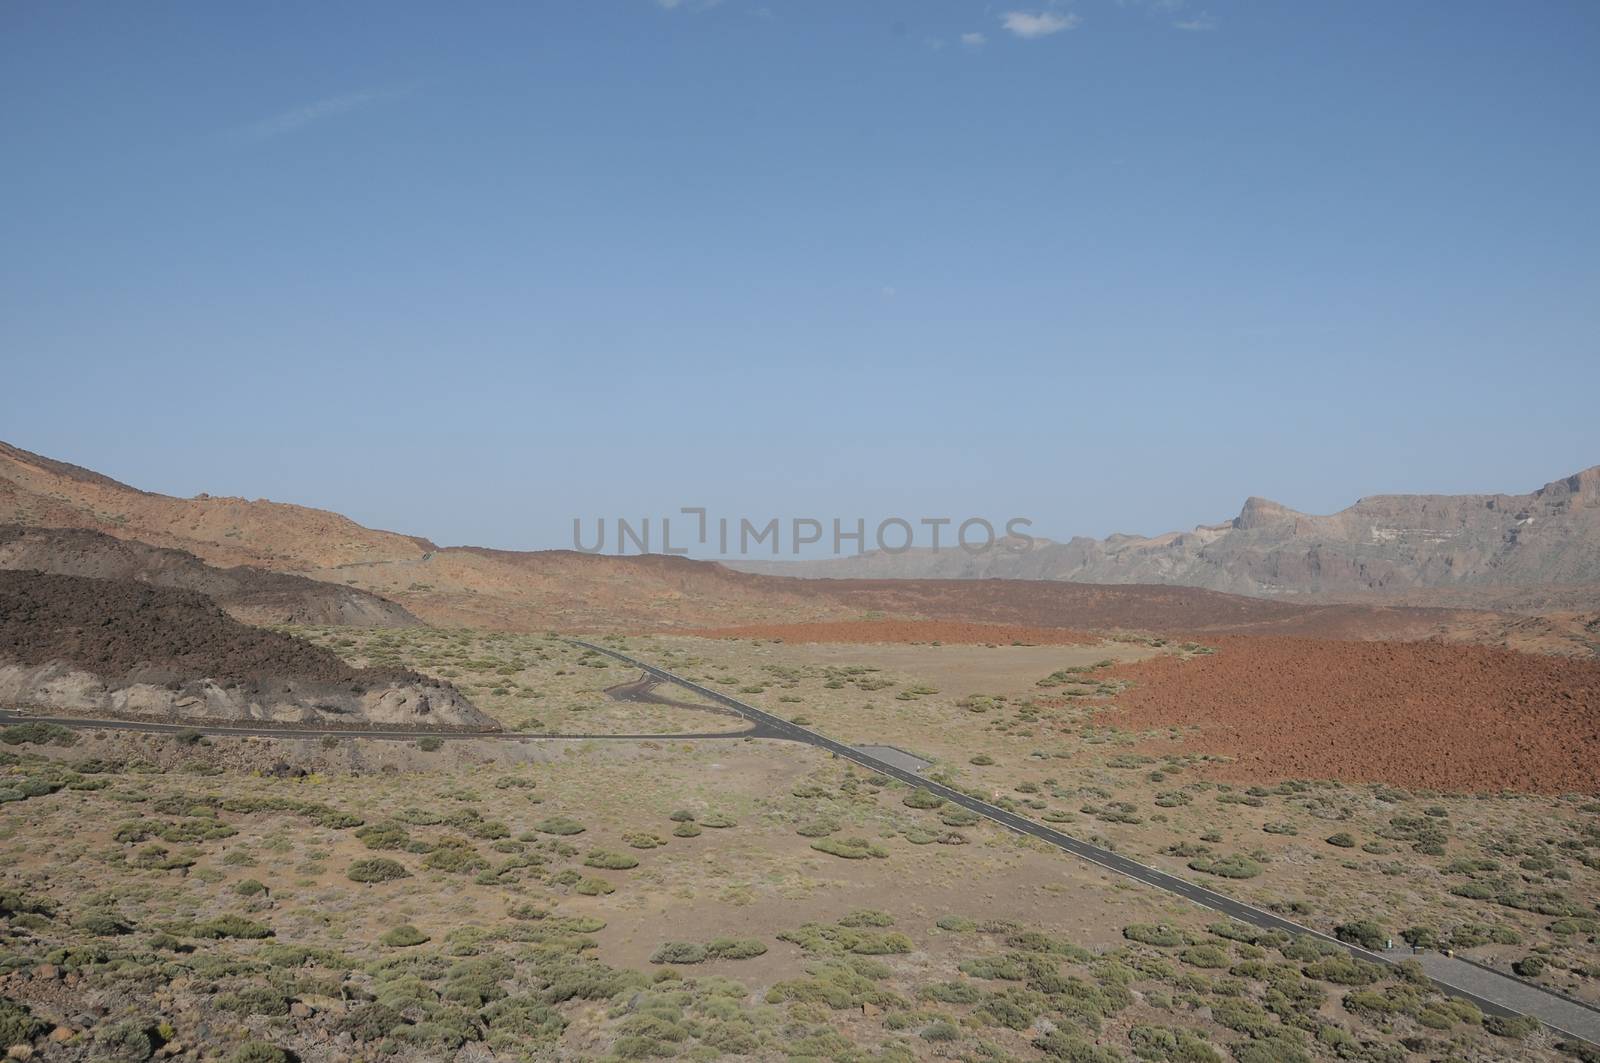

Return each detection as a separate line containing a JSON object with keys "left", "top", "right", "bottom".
{"left": 961, "top": 32, "right": 987, "bottom": 46}
{"left": 1001, "top": 11, "right": 1082, "bottom": 39}
{"left": 1173, "top": 12, "right": 1217, "bottom": 30}
{"left": 236, "top": 89, "right": 402, "bottom": 141}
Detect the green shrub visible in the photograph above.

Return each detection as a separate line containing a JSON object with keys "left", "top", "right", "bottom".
{"left": 1400, "top": 926, "right": 1439, "bottom": 949}
{"left": 796, "top": 820, "right": 840, "bottom": 837}
{"left": 811, "top": 837, "right": 889, "bottom": 860}
{"left": 903, "top": 789, "right": 945, "bottom": 810}
{"left": 536, "top": 816, "right": 585, "bottom": 836}
{"left": 422, "top": 838, "right": 486, "bottom": 873}
{"left": 584, "top": 850, "right": 640, "bottom": 870}
{"left": 416, "top": 736, "right": 444, "bottom": 752}
{"left": 1128, "top": 1024, "right": 1223, "bottom": 1062}
{"left": 348, "top": 857, "right": 410, "bottom": 883}
{"left": 355, "top": 822, "right": 411, "bottom": 850}
{"left": 337, "top": 1002, "right": 405, "bottom": 1042}
{"left": 1512, "top": 955, "right": 1546, "bottom": 977}
{"left": 1302, "top": 957, "right": 1385, "bottom": 986}
{"left": 1325, "top": 833, "right": 1356, "bottom": 848}
{"left": 218, "top": 986, "right": 292, "bottom": 1016}
{"left": 92, "top": 1020, "right": 154, "bottom": 1061}
{"left": 1333, "top": 920, "right": 1387, "bottom": 950}
{"left": 229, "top": 1043, "right": 291, "bottom": 1063}
{"left": 1124, "top": 924, "right": 1186, "bottom": 948}
{"left": 0, "top": 998, "right": 46, "bottom": 1047}
{"left": 381, "top": 924, "right": 430, "bottom": 947}
{"left": 1181, "top": 944, "right": 1229, "bottom": 969}
{"left": 705, "top": 938, "right": 767, "bottom": 960}
{"left": 651, "top": 941, "right": 709, "bottom": 964}
{"left": 192, "top": 914, "right": 272, "bottom": 939}
{"left": 76, "top": 910, "right": 133, "bottom": 936}
{"left": 1187, "top": 853, "right": 1263, "bottom": 879}
{"left": 838, "top": 909, "right": 895, "bottom": 927}
{"left": 1484, "top": 1014, "right": 1541, "bottom": 1039}
{"left": 0, "top": 722, "right": 77, "bottom": 746}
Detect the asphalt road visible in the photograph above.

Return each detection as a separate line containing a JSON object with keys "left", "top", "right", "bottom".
{"left": 567, "top": 640, "right": 1600, "bottom": 1044}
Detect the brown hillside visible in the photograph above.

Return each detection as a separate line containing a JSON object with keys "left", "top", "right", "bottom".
{"left": 0, "top": 525, "right": 420, "bottom": 628}
{"left": 0, "top": 441, "right": 433, "bottom": 570}
{"left": 0, "top": 440, "right": 1546, "bottom": 646}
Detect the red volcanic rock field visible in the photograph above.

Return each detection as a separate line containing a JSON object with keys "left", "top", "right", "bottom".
{"left": 679, "top": 619, "right": 1097, "bottom": 646}
{"left": 1104, "top": 636, "right": 1600, "bottom": 794}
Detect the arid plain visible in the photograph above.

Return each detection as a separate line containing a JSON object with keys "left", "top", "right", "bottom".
{"left": 2, "top": 442, "right": 1599, "bottom": 1062}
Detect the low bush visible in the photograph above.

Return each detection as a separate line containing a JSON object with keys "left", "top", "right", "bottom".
{"left": 1513, "top": 955, "right": 1546, "bottom": 977}
{"left": 811, "top": 837, "right": 889, "bottom": 860}
{"left": 0, "top": 722, "right": 77, "bottom": 747}
{"left": 192, "top": 914, "right": 272, "bottom": 939}
{"left": 583, "top": 850, "right": 640, "bottom": 870}
{"left": 1484, "top": 1014, "right": 1542, "bottom": 1039}
{"left": 381, "top": 924, "right": 430, "bottom": 947}
{"left": 1124, "top": 924, "right": 1186, "bottom": 948}
{"left": 651, "top": 942, "right": 708, "bottom": 965}
{"left": 348, "top": 857, "right": 410, "bottom": 883}
{"left": 0, "top": 998, "right": 46, "bottom": 1047}
{"left": 1187, "top": 854, "right": 1263, "bottom": 879}
{"left": 705, "top": 937, "right": 767, "bottom": 960}
{"left": 1333, "top": 920, "right": 1388, "bottom": 951}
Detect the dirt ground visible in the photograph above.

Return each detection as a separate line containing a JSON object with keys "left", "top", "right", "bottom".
{"left": 678, "top": 619, "right": 1097, "bottom": 646}
{"left": 652, "top": 634, "right": 1166, "bottom": 701}
{"left": 1103, "top": 636, "right": 1600, "bottom": 794}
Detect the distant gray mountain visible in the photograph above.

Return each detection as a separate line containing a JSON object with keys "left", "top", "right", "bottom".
{"left": 729, "top": 467, "right": 1600, "bottom": 601}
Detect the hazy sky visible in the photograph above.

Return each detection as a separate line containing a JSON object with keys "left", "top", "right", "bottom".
{"left": 4, "top": 2, "right": 1597, "bottom": 556}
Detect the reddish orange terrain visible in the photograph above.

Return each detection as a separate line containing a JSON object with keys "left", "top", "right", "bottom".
{"left": 1107, "top": 637, "right": 1600, "bottom": 795}
{"left": 679, "top": 619, "right": 1096, "bottom": 646}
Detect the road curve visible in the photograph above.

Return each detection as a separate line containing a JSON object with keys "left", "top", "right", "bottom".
{"left": 567, "top": 640, "right": 1600, "bottom": 1045}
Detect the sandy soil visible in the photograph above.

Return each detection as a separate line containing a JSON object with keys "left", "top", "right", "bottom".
{"left": 1104, "top": 636, "right": 1600, "bottom": 794}
{"left": 678, "top": 619, "right": 1097, "bottom": 645}
{"left": 650, "top": 633, "right": 1163, "bottom": 701}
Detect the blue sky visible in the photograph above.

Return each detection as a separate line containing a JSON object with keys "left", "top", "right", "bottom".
{"left": 3, "top": 1, "right": 1597, "bottom": 556}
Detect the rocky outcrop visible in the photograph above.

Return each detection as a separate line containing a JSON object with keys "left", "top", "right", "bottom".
{"left": 0, "top": 661, "right": 491, "bottom": 728}
{"left": 0, "top": 570, "right": 497, "bottom": 730}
